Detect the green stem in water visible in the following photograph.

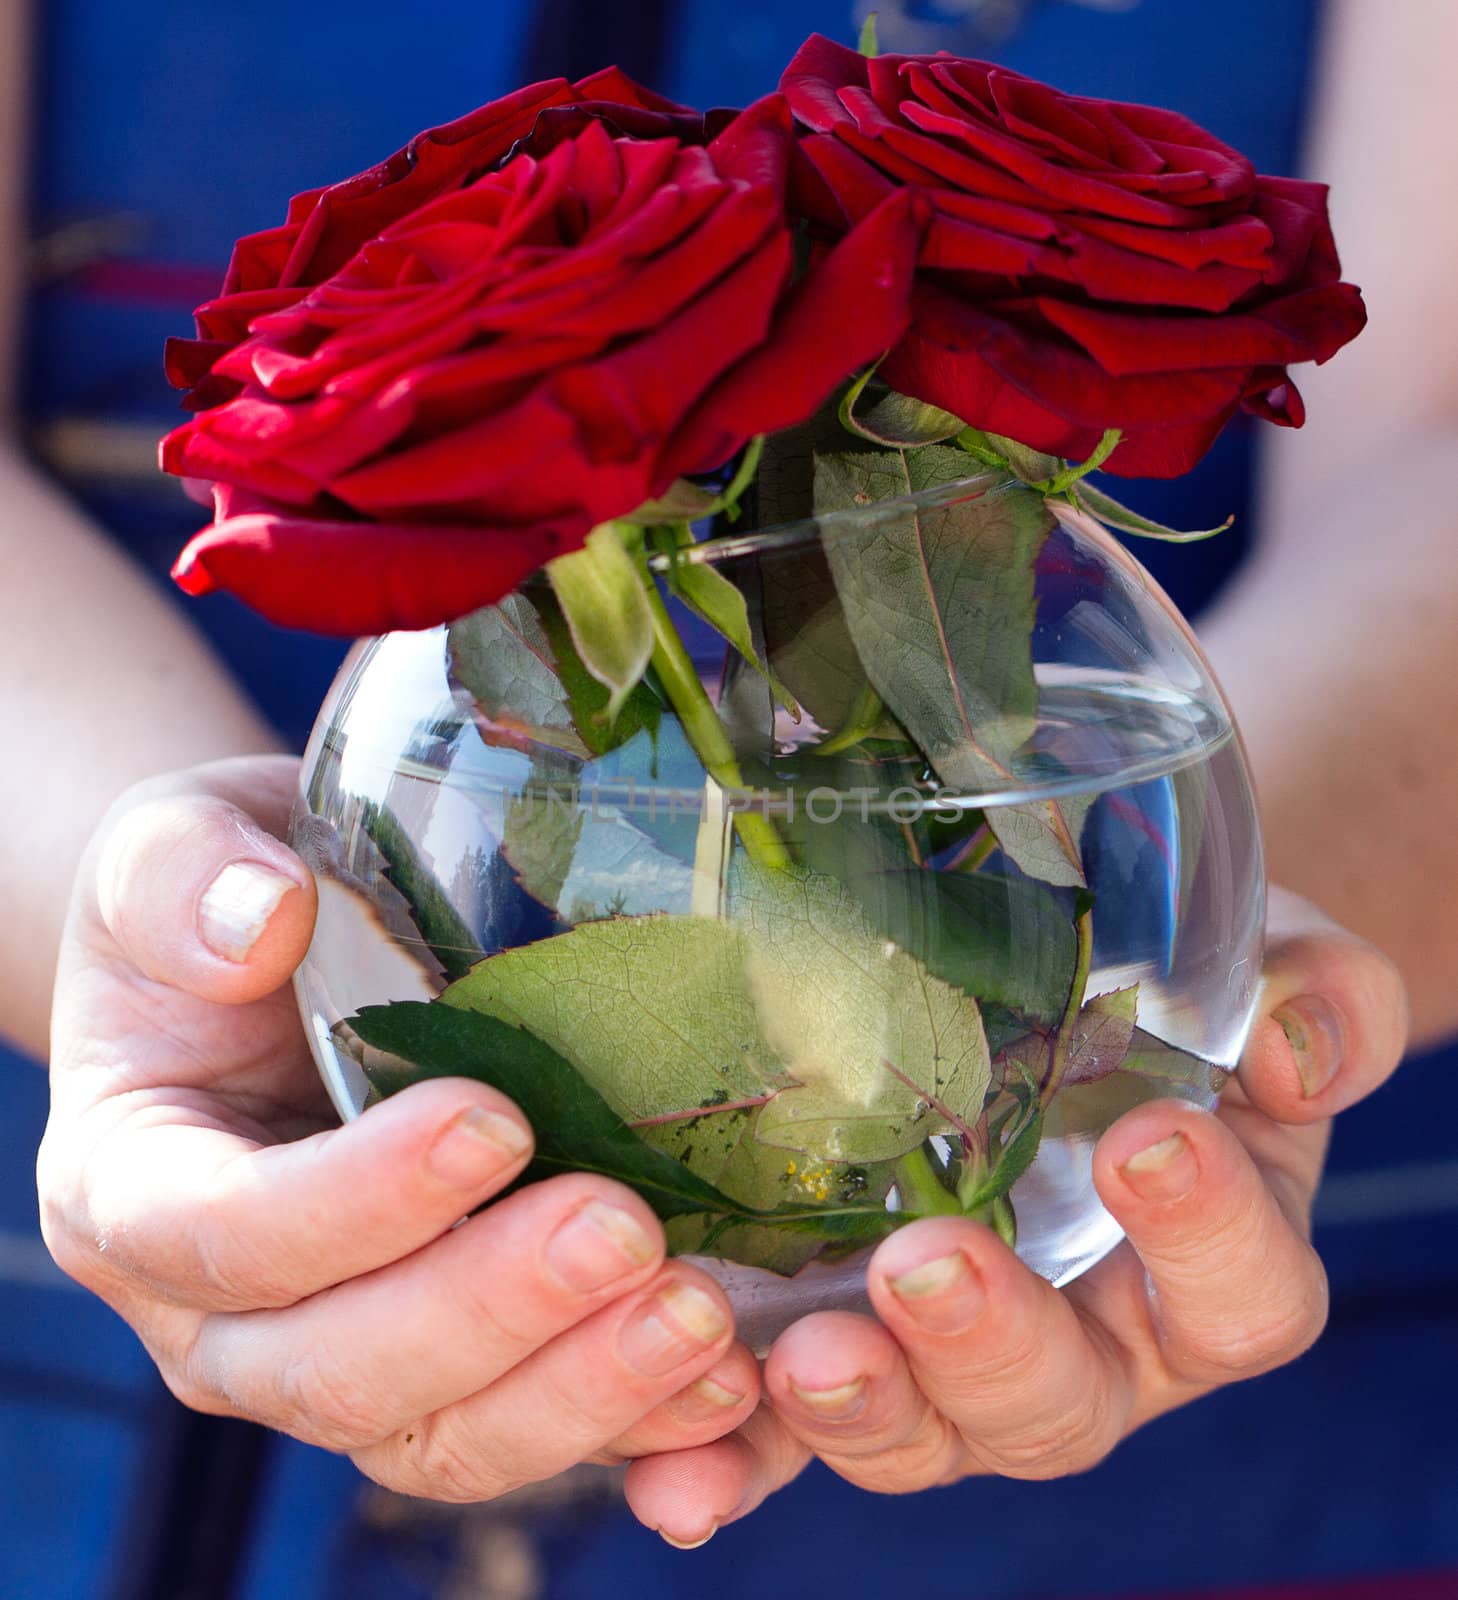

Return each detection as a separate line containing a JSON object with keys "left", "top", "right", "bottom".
{"left": 894, "top": 1143, "right": 961, "bottom": 1216}
{"left": 948, "top": 822, "right": 997, "bottom": 873}
{"left": 1042, "top": 903, "right": 1095, "bottom": 1105}
{"left": 640, "top": 573, "right": 791, "bottom": 870}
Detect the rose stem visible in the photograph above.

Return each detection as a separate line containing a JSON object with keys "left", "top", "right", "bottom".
{"left": 947, "top": 822, "right": 997, "bottom": 873}
{"left": 894, "top": 1144, "right": 961, "bottom": 1217}
{"left": 1041, "top": 904, "right": 1095, "bottom": 1105}
{"left": 639, "top": 572, "right": 791, "bottom": 869}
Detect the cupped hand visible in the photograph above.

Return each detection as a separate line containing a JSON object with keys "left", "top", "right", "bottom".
{"left": 625, "top": 888, "right": 1408, "bottom": 1545}
{"left": 38, "top": 757, "right": 760, "bottom": 1504}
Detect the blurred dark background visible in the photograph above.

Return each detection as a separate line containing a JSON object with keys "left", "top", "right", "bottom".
{"left": 4, "top": 1, "right": 1458, "bottom": 1596}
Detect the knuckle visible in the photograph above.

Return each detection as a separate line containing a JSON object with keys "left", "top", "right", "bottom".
{"left": 530, "top": 1361, "right": 625, "bottom": 1444}
{"left": 444, "top": 1256, "right": 541, "bottom": 1357}
{"left": 190, "top": 1199, "right": 299, "bottom": 1311}
{"left": 979, "top": 1397, "right": 1119, "bottom": 1481}
{"left": 367, "top": 1415, "right": 521, "bottom": 1505}
{"left": 36, "top": 1195, "right": 102, "bottom": 1291}
{"left": 36, "top": 1145, "right": 122, "bottom": 1298}
{"left": 158, "top": 1361, "right": 237, "bottom": 1420}
{"left": 274, "top": 1344, "right": 392, "bottom": 1451}
{"left": 141, "top": 1322, "right": 242, "bottom": 1420}
{"left": 933, "top": 1323, "right": 1047, "bottom": 1413}
{"left": 1170, "top": 1261, "right": 1329, "bottom": 1382}
{"left": 829, "top": 1417, "right": 961, "bottom": 1487}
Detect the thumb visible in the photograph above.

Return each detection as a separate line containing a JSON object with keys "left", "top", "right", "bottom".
{"left": 86, "top": 766, "right": 317, "bottom": 1005}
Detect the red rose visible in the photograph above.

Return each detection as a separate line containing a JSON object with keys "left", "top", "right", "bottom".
{"left": 164, "top": 69, "right": 705, "bottom": 411}
{"left": 162, "top": 91, "right": 923, "bottom": 633}
{"left": 782, "top": 35, "right": 1366, "bottom": 477}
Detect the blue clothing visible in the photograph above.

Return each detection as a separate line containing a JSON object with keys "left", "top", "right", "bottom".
{"left": 9, "top": 4, "right": 1458, "bottom": 1597}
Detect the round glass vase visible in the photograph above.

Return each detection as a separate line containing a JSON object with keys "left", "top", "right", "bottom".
{"left": 291, "top": 472, "right": 1263, "bottom": 1353}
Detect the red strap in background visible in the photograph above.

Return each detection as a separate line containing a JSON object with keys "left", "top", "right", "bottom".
{"left": 1080, "top": 1574, "right": 1458, "bottom": 1600}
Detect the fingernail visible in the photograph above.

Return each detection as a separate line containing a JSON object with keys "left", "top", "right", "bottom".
{"left": 660, "top": 1522, "right": 718, "bottom": 1551}
{"left": 544, "top": 1199, "right": 658, "bottom": 1294}
{"left": 787, "top": 1376, "right": 868, "bottom": 1420}
{"left": 1274, "top": 995, "right": 1345, "bottom": 1098}
{"left": 198, "top": 860, "right": 298, "bottom": 962}
{"left": 888, "top": 1250, "right": 985, "bottom": 1334}
{"left": 1119, "top": 1131, "right": 1197, "bottom": 1201}
{"left": 666, "top": 1371, "right": 747, "bottom": 1426}
{"left": 692, "top": 1375, "right": 746, "bottom": 1409}
{"left": 427, "top": 1106, "right": 531, "bottom": 1187}
{"left": 620, "top": 1282, "right": 728, "bottom": 1376}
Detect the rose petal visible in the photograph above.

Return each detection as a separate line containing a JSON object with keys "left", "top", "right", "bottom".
{"left": 173, "top": 486, "right": 574, "bottom": 634}
{"left": 660, "top": 187, "right": 926, "bottom": 480}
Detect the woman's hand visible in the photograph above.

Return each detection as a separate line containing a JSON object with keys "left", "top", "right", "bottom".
{"left": 625, "top": 888, "right": 1408, "bottom": 1546}
{"left": 38, "top": 756, "right": 760, "bottom": 1504}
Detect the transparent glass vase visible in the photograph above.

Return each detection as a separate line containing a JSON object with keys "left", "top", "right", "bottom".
{"left": 292, "top": 472, "right": 1263, "bottom": 1351}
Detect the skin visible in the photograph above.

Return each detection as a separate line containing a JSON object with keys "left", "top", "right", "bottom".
{"left": 40, "top": 760, "right": 765, "bottom": 1496}
{"left": 4, "top": 0, "right": 1452, "bottom": 1545}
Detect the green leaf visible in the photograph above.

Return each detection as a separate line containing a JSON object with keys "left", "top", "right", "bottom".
{"left": 1062, "top": 985, "right": 1140, "bottom": 1086}
{"left": 957, "top": 429, "right": 1061, "bottom": 485}
{"left": 750, "top": 425, "right": 872, "bottom": 736}
{"left": 351, "top": 999, "right": 900, "bottom": 1272}
{"left": 814, "top": 681, "right": 886, "bottom": 755}
{"left": 960, "top": 1062, "right": 1043, "bottom": 1212}
{"left": 546, "top": 524, "right": 654, "bottom": 723}
{"left": 535, "top": 587, "right": 662, "bottom": 758}
{"left": 652, "top": 522, "right": 798, "bottom": 715}
{"left": 1041, "top": 429, "right": 1121, "bottom": 493}
{"left": 667, "top": 1114, "right": 895, "bottom": 1274}
{"left": 1071, "top": 483, "right": 1233, "bottom": 543}
{"left": 621, "top": 480, "right": 721, "bottom": 524}
{"left": 839, "top": 370, "right": 965, "bottom": 448}
{"left": 1119, "top": 1025, "right": 1221, "bottom": 1088}
{"left": 786, "top": 795, "right": 1077, "bottom": 1021}
{"left": 448, "top": 596, "right": 592, "bottom": 760}
{"left": 755, "top": 421, "right": 816, "bottom": 528}
{"left": 814, "top": 447, "right": 1054, "bottom": 792}
{"left": 717, "top": 561, "right": 776, "bottom": 757}
{"left": 858, "top": 10, "right": 880, "bottom": 56}
{"left": 855, "top": 869, "right": 1078, "bottom": 1024}
{"left": 348, "top": 1002, "right": 743, "bottom": 1220}
{"left": 735, "top": 864, "right": 992, "bottom": 1164}
{"left": 986, "top": 792, "right": 1095, "bottom": 889}
{"left": 761, "top": 543, "right": 866, "bottom": 734}
{"left": 441, "top": 914, "right": 777, "bottom": 1125}
{"left": 625, "top": 437, "right": 766, "bottom": 527}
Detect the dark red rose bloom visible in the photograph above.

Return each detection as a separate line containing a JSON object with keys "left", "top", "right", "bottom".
{"left": 164, "top": 69, "right": 705, "bottom": 411}
{"left": 781, "top": 35, "right": 1366, "bottom": 477}
{"left": 162, "top": 90, "right": 924, "bottom": 633}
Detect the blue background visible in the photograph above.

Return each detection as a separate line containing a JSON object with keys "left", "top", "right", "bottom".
{"left": 7, "top": 1, "right": 1458, "bottom": 1595}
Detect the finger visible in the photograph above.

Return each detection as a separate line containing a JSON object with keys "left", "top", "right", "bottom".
{"left": 604, "top": 1343, "right": 762, "bottom": 1461}
{"left": 187, "top": 1173, "right": 672, "bottom": 1444}
{"left": 87, "top": 778, "right": 316, "bottom": 1006}
{"left": 1092, "top": 1098, "right": 1329, "bottom": 1391}
{"left": 623, "top": 1406, "right": 812, "bottom": 1549}
{"left": 865, "top": 1216, "right": 1134, "bottom": 1480}
{"left": 45, "top": 1076, "right": 536, "bottom": 1312}
{"left": 1237, "top": 889, "right": 1408, "bottom": 1124}
{"left": 356, "top": 1263, "right": 737, "bottom": 1503}
{"left": 760, "top": 1311, "right": 968, "bottom": 1492}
